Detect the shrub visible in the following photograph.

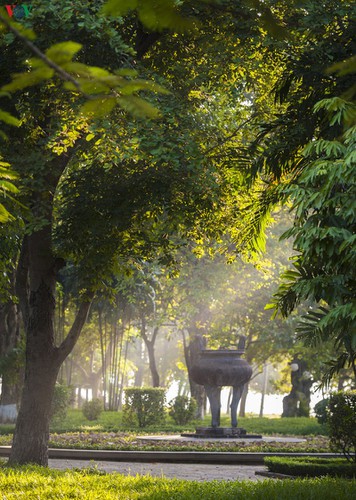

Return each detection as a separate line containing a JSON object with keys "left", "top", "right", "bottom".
{"left": 123, "top": 387, "right": 165, "bottom": 428}
{"left": 314, "top": 398, "right": 330, "bottom": 425}
{"left": 82, "top": 399, "right": 102, "bottom": 421}
{"left": 264, "top": 456, "right": 356, "bottom": 478}
{"left": 50, "top": 384, "right": 71, "bottom": 423}
{"left": 328, "top": 390, "right": 356, "bottom": 462}
{"left": 168, "top": 395, "right": 197, "bottom": 425}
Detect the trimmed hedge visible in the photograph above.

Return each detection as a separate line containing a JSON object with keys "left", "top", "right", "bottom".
{"left": 123, "top": 387, "right": 165, "bottom": 428}
{"left": 264, "top": 456, "right": 356, "bottom": 478}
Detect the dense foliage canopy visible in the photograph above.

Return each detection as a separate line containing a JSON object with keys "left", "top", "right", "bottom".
{"left": 0, "top": 0, "right": 355, "bottom": 465}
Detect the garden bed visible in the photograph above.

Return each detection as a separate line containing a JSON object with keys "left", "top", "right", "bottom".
{"left": 0, "top": 431, "right": 330, "bottom": 453}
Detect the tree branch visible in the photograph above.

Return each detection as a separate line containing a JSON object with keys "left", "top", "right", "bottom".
{"left": 56, "top": 293, "right": 94, "bottom": 364}
{"left": 152, "top": 325, "right": 160, "bottom": 344}
{"left": 204, "top": 115, "right": 256, "bottom": 157}
{"left": 0, "top": 12, "right": 120, "bottom": 102}
{"left": 140, "top": 315, "right": 148, "bottom": 344}
{"left": 0, "top": 12, "right": 82, "bottom": 93}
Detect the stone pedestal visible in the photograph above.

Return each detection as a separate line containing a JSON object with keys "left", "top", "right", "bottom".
{"left": 182, "top": 427, "right": 262, "bottom": 439}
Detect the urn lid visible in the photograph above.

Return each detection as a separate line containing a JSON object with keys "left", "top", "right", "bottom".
{"left": 199, "top": 349, "right": 244, "bottom": 358}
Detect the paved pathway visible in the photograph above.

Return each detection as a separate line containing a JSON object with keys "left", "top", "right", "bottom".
{"left": 48, "top": 458, "right": 268, "bottom": 482}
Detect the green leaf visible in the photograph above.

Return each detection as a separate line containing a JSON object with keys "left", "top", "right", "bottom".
{"left": 103, "top": 0, "right": 196, "bottom": 33}
{"left": 46, "top": 41, "right": 83, "bottom": 64}
{"left": 115, "top": 68, "right": 138, "bottom": 77}
{"left": 0, "top": 204, "right": 12, "bottom": 223}
{"left": 103, "top": 0, "right": 138, "bottom": 17}
{"left": 80, "top": 97, "right": 117, "bottom": 118}
{"left": 120, "top": 79, "right": 170, "bottom": 95}
{"left": 0, "top": 109, "right": 20, "bottom": 127}
{"left": 117, "top": 95, "right": 161, "bottom": 118}
{"left": 327, "top": 56, "right": 356, "bottom": 77}
{"left": 2, "top": 65, "right": 54, "bottom": 92}
{"left": 0, "top": 180, "right": 19, "bottom": 193}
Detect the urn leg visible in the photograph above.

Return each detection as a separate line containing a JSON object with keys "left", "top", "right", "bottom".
{"left": 231, "top": 385, "right": 244, "bottom": 427}
{"left": 205, "top": 385, "right": 221, "bottom": 428}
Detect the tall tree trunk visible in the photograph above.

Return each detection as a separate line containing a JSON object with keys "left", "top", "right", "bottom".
{"left": 238, "top": 383, "right": 249, "bottom": 418}
{"left": 239, "top": 339, "right": 253, "bottom": 418}
{"left": 134, "top": 338, "right": 144, "bottom": 387}
{"left": 259, "top": 363, "right": 268, "bottom": 418}
{"left": 10, "top": 228, "right": 60, "bottom": 464}
{"left": 118, "top": 338, "right": 129, "bottom": 410}
{"left": 141, "top": 318, "right": 160, "bottom": 387}
{"left": 183, "top": 330, "right": 205, "bottom": 419}
{"left": 9, "top": 229, "right": 92, "bottom": 466}
{"left": 10, "top": 357, "right": 59, "bottom": 465}
{"left": 145, "top": 339, "right": 160, "bottom": 387}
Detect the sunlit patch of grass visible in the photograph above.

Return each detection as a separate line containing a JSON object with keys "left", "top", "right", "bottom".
{"left": 80, "top": 425, "right": 103, "bottom": 432}
{"left": 0, "top": 465, "right": 355, "bottom": 499}
{"left": 0, "top": 424, "right": 14, "bottom": 436}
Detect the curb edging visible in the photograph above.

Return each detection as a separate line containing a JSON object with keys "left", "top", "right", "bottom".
{"left": 0, "top": 447, "right": 344, "bottom": 465}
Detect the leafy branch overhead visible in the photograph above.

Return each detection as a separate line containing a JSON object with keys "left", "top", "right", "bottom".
{"left": 0, "top": 9, "right": 169, "bottom": 121}
{"left": 0, "top": 0, "right": 309, "bottom": 129}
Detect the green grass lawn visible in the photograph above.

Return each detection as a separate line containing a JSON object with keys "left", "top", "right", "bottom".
{"left": 0, "top": 465, "right": 354, "bottom": 499}
{"left": 0, "top": 410, "right": 328, "bottom": 437}
{"left": 45, "top": 410, "right": 327, "bottom": 436}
